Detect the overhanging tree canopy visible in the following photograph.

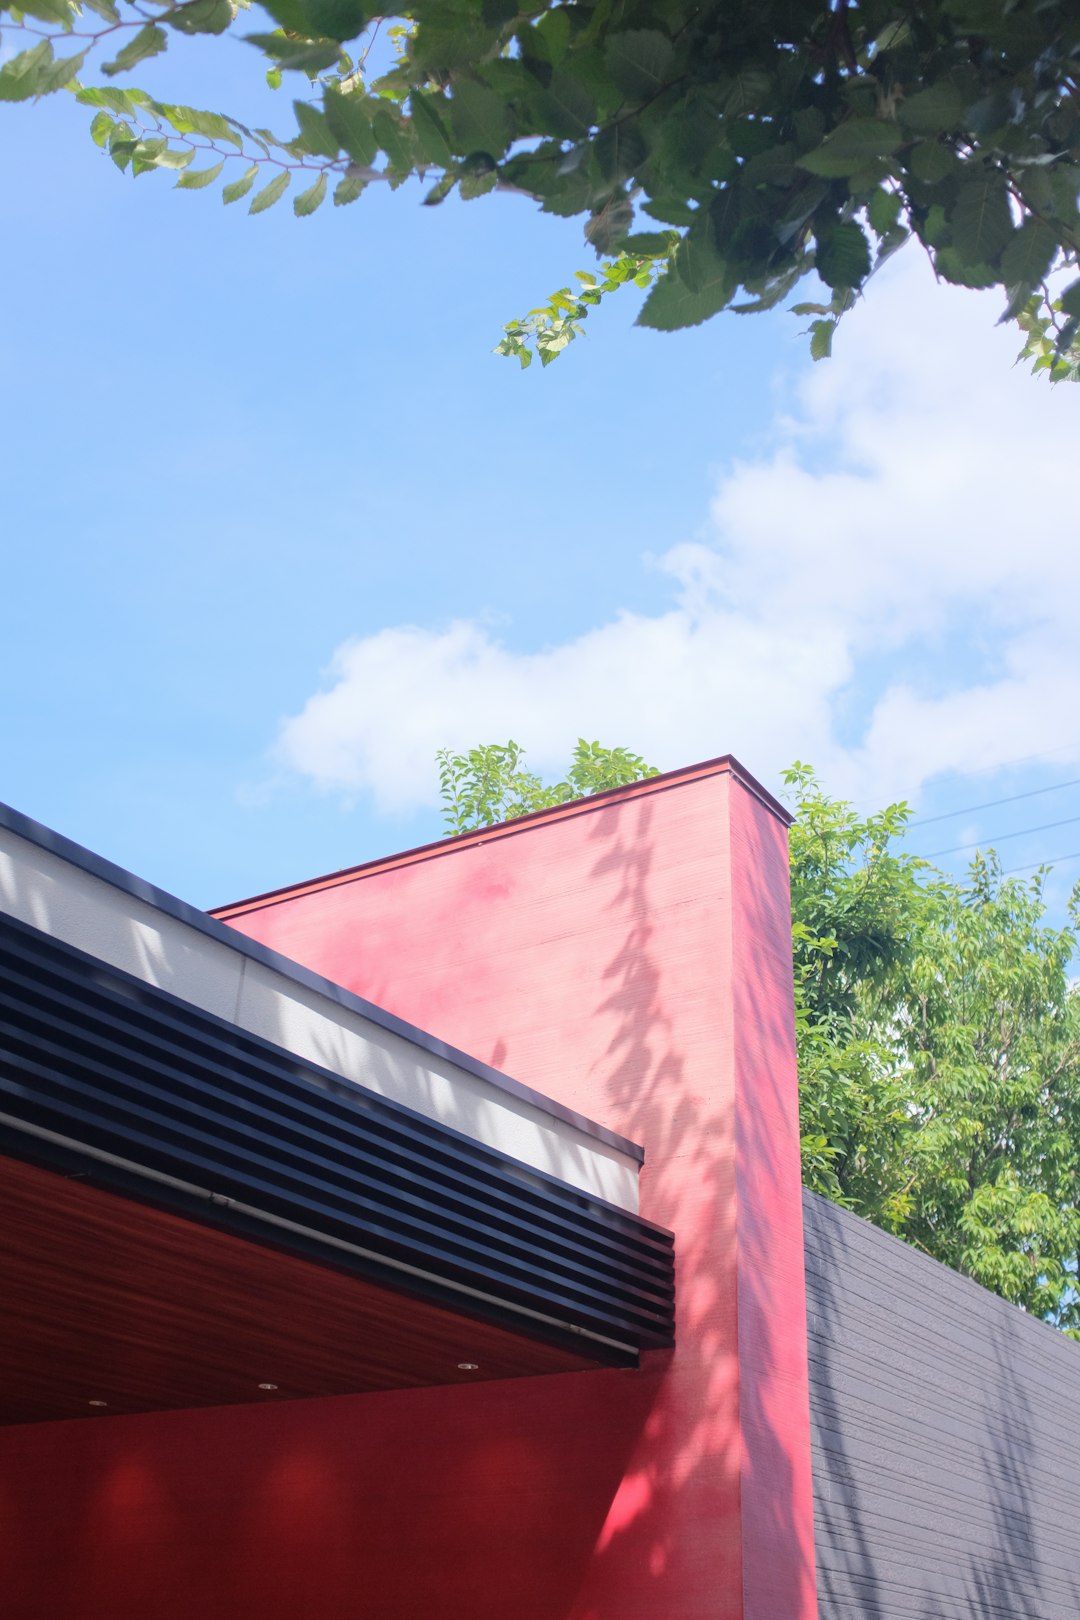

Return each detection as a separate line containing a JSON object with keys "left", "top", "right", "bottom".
{"left": 3, "top": 0, "right": 1079, "bottom": 372}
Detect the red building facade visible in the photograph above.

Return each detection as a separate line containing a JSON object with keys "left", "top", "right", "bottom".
{"left": 0, "top": 758, "right": 817, "bottom": 1620}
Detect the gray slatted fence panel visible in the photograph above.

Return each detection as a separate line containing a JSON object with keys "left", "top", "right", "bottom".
{"left": 803, "top": 1189, "right": 1080, "bottom": 1620}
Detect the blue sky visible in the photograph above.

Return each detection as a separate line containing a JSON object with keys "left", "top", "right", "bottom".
{"left": 2, "top": 39, "right": 1079, "bottom": 921}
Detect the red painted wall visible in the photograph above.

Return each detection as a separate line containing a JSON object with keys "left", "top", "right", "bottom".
{"left": 0, "top": 759, "right": 817, "bottom": 1620}
{"left": 0, "top": 1370, "right": 663, "bottom": 1620}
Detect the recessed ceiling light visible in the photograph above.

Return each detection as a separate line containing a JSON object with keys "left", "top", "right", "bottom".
{"left": 88, "top": 1400, "right": 108, "bottom": 1408}
{"left": 456, "top": 1362, "right": 480, "bottom": 1372}
{"left": 257, "top": 1382, "right": 279, "bottom": 1391}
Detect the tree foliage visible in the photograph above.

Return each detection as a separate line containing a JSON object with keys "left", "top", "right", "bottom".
{"left": 436, "top": 737, "right": 658, "bottom": 833}
{"left": 4, "top": 0, "right": 1079, "bottom": 376}
{"left": 440, "top": 742, "right": 1080, "bottom": 1332}
{"left": 787, "top": 761, "right": 1080, "bottom": 1335}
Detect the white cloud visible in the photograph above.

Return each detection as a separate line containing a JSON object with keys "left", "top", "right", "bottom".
{"left": 277, "top": 254, "right": 1080, "bottom": 814}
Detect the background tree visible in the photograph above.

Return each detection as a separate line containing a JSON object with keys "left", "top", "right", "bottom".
{"left": 3, "top": 0, "right": 1079, "bottom": 376}
{"left": 786, "top": 761, "right": 1080, "bottom": 1334}
{"left": 436, "top": 737, "right": 657, "bottom": 833}
{"left": 439, "top": 743, "right": 1080, "bottom": 1333}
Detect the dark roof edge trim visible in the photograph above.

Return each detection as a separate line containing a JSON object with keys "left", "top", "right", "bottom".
{"left": 0, "top": 800, "right": 643, "bottom": 1166}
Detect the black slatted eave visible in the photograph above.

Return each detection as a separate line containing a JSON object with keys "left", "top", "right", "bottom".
{"left": 0, "top": 912, "right": 674, "bottom": 1363}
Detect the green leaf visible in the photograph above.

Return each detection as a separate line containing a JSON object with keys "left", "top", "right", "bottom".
{"left": 246, "top": 33, "right": 341, "bottom": 74}
{"left": 657, "top": 93, "right": 722, "bottom": 177}
{"left": 423, "top": 172, "right": 456, "bottom": 205}
{"left": 460, "top": 166, "right": 497, "bottom": 200}
{"left": 908, "top": 139, "right": 957, "bottom": 185}
{"left": 77, "top": 85, "right": 149, "bottom": 114}
{"left": 874, "top": 224, "right": 909, "bottom": 268}
{"left": 731, "top": 263, "right": 805, "bottom": 314}
{"left": 263, "top": 0, "right": 366, "bottom": 41}
{"left": 867, "top": 186, "right": 903, "bottom": 236}
{"left": 410, "top": 92, "right": 453, "bottom": 167}
{"left": 809, "top": 317, "right": 835, "bottom": 360}
{"left": 293, "top": 170, "right": 327, "bottom": 215}
{"left": 149, "top": 145, "right": 195, "bottom": 171}
{"left": 107, "top": 122, "right": 136, "bottom": 170}
{"left": 642, "top": 196, "right": 698, "bottom": 227}
{"left": 81, "top": 0, "right": 120, "bottom": 20}
{"left": 102, "top": 25, "right": 168, "bottom": 78}
{"left": 253, "top": 0, "right": 305, "bottom": 27}
{"left": 293, "top": 99, "right": 339, "bottom": 158}
{"left": 531, "top": 6, "right": 570, "bottom": 67}
{"left": 921, "top": 202, "right": 949, "bottom": 247}
{"left": 949, "top": 173, "right": 1014, "bottom": 264}
{"left": 334, "top": 171, "right": 366, "bottom": 205}
{"left": 621, "top": 231, "right": 675, "bottom": 256}
{"left": 449, "top": 78, "right": 511, "bottom": 159}
{"left": 538, "top": 329, "right": 579, "bottom": 365}
{"left": 249, "top": 169, "right": 291, "bottom": 213}
{"left": 176, "top": 158, "right": 226, "bottom": 189}
{"left": 372, "top": 106, "right": 412, "bottom": 172}
{"left": 638, "top": 235, "right": 733, "bottom": 330}
{"left": 742, "top": 140, "right": 797, "bottom": 187}
{"left": 494, "top": 334, "right": 531, "bottom": 368}
{"left": 130, "top": 136, "right": 168, "bottom": 177}
{"left": 409, "top": 10, "right": 489, "bottom": 76}
{"left": 531, "top": 71, "right": 595, "bottom": 140}
{"left": 815, "top": 221, "right": 871, "bottom": 289}
{"left": 167, "top": 0, "right": 235, "bottom": 35}
{"left": 36, "top": 48, "right": 86, "bottom": 95}
{"left": 898, "top": 81, "right": 966, "bottom": 135}
{"left": 1049, "top": 165, "right": 1080, "bottom": 227}
{"left": 482, "top": 0, "right": 517, "bottom": 26}
{"left": 604, "top": 30, "right": 674, "bottom": 103}
{"left": 673, "top": 221, "right": 720, "bottom": 292}
{"left": 719, "top": 66, "right": 771, "bottom": 117}
{"left": 222, "top": 163, "right": 259, "bottom": 203}
{"left": 16, "top": 0, "right": 73, "bottom": 23}
{"left": 1000, "top": 220, "right": 1058, "bottom": 289}
{"left": 933, "top": 247, "right": 998, "bottom": 287}
{"left": 798, "top": 118, "right": 904, "bottom": 179}
{"left": 594, "top": 123, "right": 648, "bottom": 184}
{"left": 159, "top": 105, "right": 243, "bottom": 149}
{"left": 89, "top": 110, "right": 114, "bottom": 147}
{"left": 792, "top": 106, "right": 826, "bottom": 154}
{"left": 324, "top": 86, "right": 378, "bottom": 164}
{"left": 1060, "top": 279, "right": 1080, "bottom": 319}
{"left": 0, "top": 42, "right": 53, "bottom": 104}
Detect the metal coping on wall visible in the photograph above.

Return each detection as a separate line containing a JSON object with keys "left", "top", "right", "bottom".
{"left": 0, "top": 800, "right": 642, "bottom": 1165}
{"left": 0, "top": 911, "right": 676, "bottom": 1363}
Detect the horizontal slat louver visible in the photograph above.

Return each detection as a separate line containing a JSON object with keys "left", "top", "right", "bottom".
{"left": 0, "top": 912, "right": 674, "bottom": 1363}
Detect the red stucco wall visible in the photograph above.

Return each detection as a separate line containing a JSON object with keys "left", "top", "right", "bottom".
{"left": 0, "top": 759, "right": 817, "bottom": 1620}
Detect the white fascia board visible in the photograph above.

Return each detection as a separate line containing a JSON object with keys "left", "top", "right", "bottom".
{"left": 0, "top": 821, "right": 639, "bottom": 1212}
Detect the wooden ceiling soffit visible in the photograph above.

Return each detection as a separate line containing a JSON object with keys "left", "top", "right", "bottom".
{"left": 0, "top": 911, "right": 675, "bottom": 1408}
{"left": 0, "top": 1154, "right": 605, "bottom": 1425}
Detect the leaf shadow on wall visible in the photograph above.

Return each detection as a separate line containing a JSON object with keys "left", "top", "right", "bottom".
{"left": 559, "top": 792, "right": 816, "bottom": 1619}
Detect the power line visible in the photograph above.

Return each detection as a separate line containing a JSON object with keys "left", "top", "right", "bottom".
{"left": 962, "top": 744, "right": 1077, "bottom": 775}
{"left": 906, "top": 775, "right": 1080, "bottom": 829}
{"left": 1001, "top": 850, "right": 1080, "bottom": 876}
{"left": 855, "top": 747, "right": 1078, "bottom": 817}
{"left": 921, "top": 813, "right": 1080, "bottom": 859}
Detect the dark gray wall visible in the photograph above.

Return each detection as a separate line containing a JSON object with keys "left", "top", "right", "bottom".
{"left": 803, "top": 1189, "right": 1080, "bottom": 1620}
